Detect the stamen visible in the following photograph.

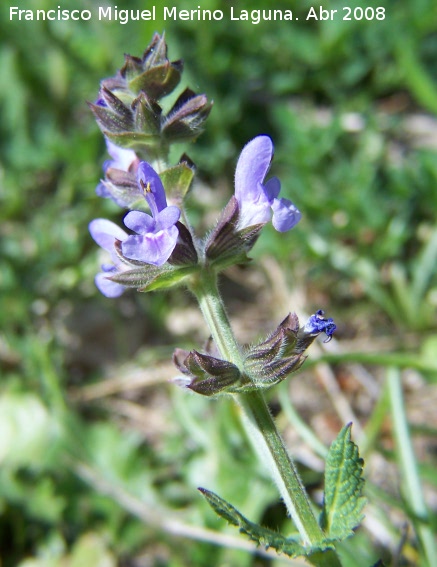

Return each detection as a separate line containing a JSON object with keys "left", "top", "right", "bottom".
{"left": 139, "top": 179, "right": 152, "bottom": 194}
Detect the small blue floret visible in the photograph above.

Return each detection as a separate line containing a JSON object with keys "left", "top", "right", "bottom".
{"left": 304, "top": 310, "right": 336, "bottom": 342}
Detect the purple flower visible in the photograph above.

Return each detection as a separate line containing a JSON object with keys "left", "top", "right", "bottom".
{"left": 121, "top": 162, "right": 180, "bottom": 265}
{"left": 89, "top": 218, "right": 129, "bottom": 298}
{"left": 304, "top": 310, "right": 336, "bottom": 342}
{"left": 103, "top": 140, "right": 139, "bottom": 173}
{"left": 90, "top": 162, "right": 181, "bottom": 296}
{"left": 96, "top": 140, "right": 142, "bottom": 205}
{"left": 234, "top": 135, "right": 301, "bottom": 232}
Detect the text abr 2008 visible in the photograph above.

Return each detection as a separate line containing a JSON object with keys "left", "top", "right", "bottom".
{"left": 343, "top": 7, "right": 385, "bottom": 20}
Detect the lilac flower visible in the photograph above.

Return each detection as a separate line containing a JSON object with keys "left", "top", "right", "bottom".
{"left": 304, "top": 310, "right": 337, "bottom": 342}
{"left": 121, "top": 162, "right": 180, "bottom": 265}
{"left": 103, "top": 140, "right": 139, "bottom": 173}
{"left": 96, "top": 140, "right": 142, "bottom": 205}
{"left": 234, "top": 135, "right": 301, "bottom": 232}
{"left": 90, "top": 162, "right": 181, "bottom": 296}
{"left": 89, "top": 218, "right": 129, "bottom": 298}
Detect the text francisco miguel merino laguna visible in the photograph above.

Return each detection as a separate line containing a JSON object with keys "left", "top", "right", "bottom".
{"left": 9, "top": 5, "right": 348, "bottom": 24}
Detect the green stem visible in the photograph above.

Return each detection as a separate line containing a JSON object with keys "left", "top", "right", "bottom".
{"left": 236, "top": 389, "right": 324, "bottom": 546}
{"left": 190, "top": 268, "right": 244, "bottom": 369}
{"left": 190, "top": 269, "right": 341, "bottom": 566}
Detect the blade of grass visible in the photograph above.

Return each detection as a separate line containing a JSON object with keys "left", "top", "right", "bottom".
{"left": 277, "top": 384, "right": 328, "bottom": 459}
{"left": 387, "top": 367, "right": 437, "bottom": 567}
{"left": 306, "top": 352, "right": 437, "bottom": 375}
{"left": 411, "top": 226, "right": 437, "bottom": 309}
{"left": 360, "top": 382, "right": 389, "bottom": 458}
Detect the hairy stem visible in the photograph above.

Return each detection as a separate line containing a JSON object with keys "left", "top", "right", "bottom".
{"left": 190, "top": 268, "right": 244, "bottom": 369}
{"left": 190, "top": 269, "right": 341, "bottom": 566}
{"left": 236, "top": 389, "right": 324, "bottom": 545}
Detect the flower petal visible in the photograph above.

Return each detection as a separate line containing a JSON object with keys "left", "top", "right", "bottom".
{"left": 235, "top": 136, "right": 274, "bottom": 202}
{"left": 89, "top": 219, "right": 128, "bottom": 251}
{"left": 238, "top": 192, "right": 271, "bottom": 228}
{"left": 123, "top": 210, "right": 155, "bottom": 234}
{"left": 104, "top": 140, "right": 138, "bottom": 172}
{"left": 263, "top": 176, "right": 281, "bottom": 201}
{"left": 122, "top": 226, "right": 178, "bottom": 265}
{"left": 95, "top": 271, "right": 126, "bottom": 298}
{"left": 271, "top": 198, "right": 302, "bottom": 232}
{"left": 96, "top": 181, "right": 112, "bottom": 199}
{"left": 137, "top": 162, "right": 167, "bottom": 214}
{"left": 303, "top": 310, "right": 336, "bottom": 340}
{"left": 155, "top": 205, "right": 181, "bottom": 230}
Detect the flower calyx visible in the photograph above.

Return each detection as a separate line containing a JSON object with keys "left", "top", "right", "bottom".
{"left": 161, "top": 88, "right": 213, "bottom": 144}
{"left": 243, "top": 313, "right": 306, "bottom": 389}
{"left": 173, "top": 349, "right": 242, "bottom": 396}
{"left": 204, "top": 196, "right": 263, "bottom": 269}
{"left": 172, "top": 311, "right": 336, "bottom": 397}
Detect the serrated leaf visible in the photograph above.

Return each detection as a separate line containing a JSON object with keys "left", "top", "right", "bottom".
{"left": 199, "top": 488, "right": 331, "bottom": 558}
{"left": 320, "top": 424, "right": 366, "bottom": 540}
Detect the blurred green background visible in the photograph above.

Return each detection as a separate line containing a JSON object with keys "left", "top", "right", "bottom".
{"left": 1, "top": 0, "right": 437, "bottom": 565}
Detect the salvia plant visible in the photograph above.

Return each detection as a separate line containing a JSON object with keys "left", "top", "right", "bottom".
{"left": 88, "top": 33, "right": 370, "bottom": 567}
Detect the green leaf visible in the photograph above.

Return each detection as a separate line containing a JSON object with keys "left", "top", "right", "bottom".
{"left": 320, "top": 424, "right": 366, "bottom": 540}
{"left": 199, "top": 488, "right": 331, "bottom": 558}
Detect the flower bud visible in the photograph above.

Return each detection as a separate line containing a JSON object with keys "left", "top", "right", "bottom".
{"left": 173, "top": 349, "right": 241, "bottom": 396}
{"left": 132, "top": 92, "right": 162, "bottom": 135}
{"left": 242, "top": 311, "right": 335, "bottom": 389}
{"left": 244, "top": 313, "right": 305, "bottom": 388}
{"left": 119, "top": 33, "right": 183, "bottom": 100}
{"left": 89, "top": 88, "right": 134, "bottom": 134}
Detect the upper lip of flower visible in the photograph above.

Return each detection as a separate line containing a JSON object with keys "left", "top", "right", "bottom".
{"left": 235, "top": 135, "right": 275, "bottom": 204}
{"left": 234, "top": 135, "right": 302, "bottom": 232}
